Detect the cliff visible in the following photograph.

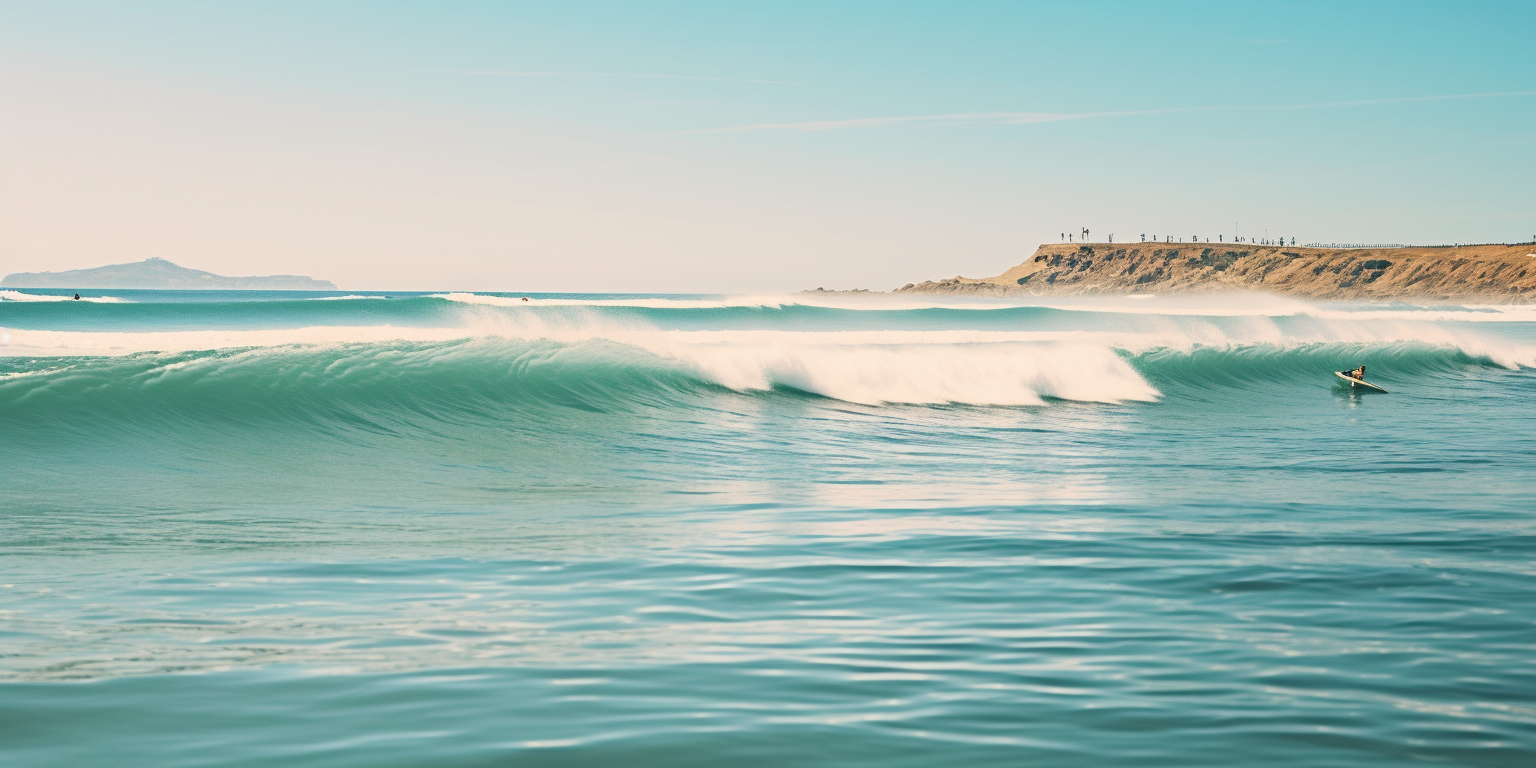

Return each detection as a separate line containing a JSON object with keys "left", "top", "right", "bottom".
{"left": 2, "top": 258, "right": 336, "bottom": 290}
{"left": 896, "top": 243, "right": 1536, "bottom": 301}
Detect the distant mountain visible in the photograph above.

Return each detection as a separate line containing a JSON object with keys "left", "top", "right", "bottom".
{"left": 2, "top": 258, "right": 337, "bottom": 290}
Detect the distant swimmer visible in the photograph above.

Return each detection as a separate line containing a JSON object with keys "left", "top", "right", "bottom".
{"left": 73, "top": 293, "right": 81, "bottom": 300}
{"left": 522, "top": 297, "right": 529, "bottom": 302}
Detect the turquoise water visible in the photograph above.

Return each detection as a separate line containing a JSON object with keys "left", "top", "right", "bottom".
{"left": 4, "top": 287, "right": 1535, "bottom": 767}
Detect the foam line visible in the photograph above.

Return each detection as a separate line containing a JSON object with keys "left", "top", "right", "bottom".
{"left": 0, "top": 290, "right": 130, "bottom": 303}
{"left": 428, "top": 290, "right": 1536, "bottom": 321}
{"left": 430, "top": 293, "right": 790, "bottom": 309}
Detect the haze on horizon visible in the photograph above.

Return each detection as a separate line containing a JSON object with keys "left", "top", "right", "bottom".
{"left": 1, "top": 1, "right": 1532, "bottom": 293}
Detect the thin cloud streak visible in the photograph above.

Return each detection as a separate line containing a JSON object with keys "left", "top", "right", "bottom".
{"left": 1264, "top": 89, "right": 1536, "bottom": 111}
{"left": 671, "top": 109, "right": 1170, "bottom": 135}
{"left": 457, "top": 70, "right": 801, "bottom": 86}
{"left": 676, "top": 90, "right": 1536, "bottom": 135}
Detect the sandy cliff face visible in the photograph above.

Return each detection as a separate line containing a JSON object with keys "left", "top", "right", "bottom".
{"left": 897, "top": 244, "right": 1536, "bottom": 301}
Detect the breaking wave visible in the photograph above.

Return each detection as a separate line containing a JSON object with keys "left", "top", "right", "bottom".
{"left": 1, "top": 330, "right": 1529, "bottom": 436}
{"left": 5, "top": 292, "right": 1533, "bottom": 434}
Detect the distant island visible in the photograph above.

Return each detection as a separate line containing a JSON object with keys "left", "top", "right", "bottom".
{"left": 2, "top": 257, "right": 336, "bottom": 290}
{"left": 883, "top": 243, "right": 1536, "bottom": 302}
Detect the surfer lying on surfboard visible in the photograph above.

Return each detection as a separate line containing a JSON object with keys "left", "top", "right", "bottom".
{"left": 1334, "top": 366, "right": 1387, "bottom": 393}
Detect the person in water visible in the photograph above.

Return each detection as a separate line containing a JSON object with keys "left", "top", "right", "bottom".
{"left": 73, "top": 293, "right": 80, "bottom": 300}
{"left": 1346, "top": 365, "right": 1367, "bottom": 380}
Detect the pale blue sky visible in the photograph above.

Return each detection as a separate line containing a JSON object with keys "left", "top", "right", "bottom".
{"left": 2, "top": 1, "right": 1532, "bottom": 291}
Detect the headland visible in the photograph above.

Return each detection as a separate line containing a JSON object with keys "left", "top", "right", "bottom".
{"left": 894, "top": 243, "right": 1536, "bottom": 302}
{"left": 2, "top": 257, "right": 336, "bottom": 290}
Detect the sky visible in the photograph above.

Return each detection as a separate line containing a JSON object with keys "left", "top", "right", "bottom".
{"left": 1, "top": 1, "right": 1533, "bottom": 292}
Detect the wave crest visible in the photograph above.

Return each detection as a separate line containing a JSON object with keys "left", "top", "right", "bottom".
{"left": 3, "top": 310, "right": 1530, "bottom": 416}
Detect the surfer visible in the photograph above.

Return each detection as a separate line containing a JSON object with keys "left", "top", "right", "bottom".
{"left": 1334, "top": 365, "right": 1387, "bottom": 393}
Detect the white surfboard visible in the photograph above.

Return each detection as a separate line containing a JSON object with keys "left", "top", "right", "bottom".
{"left": 1335, "top": 371, "right": 1387, "bottom": 393}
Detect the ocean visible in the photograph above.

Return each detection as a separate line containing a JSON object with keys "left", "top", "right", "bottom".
{"left": 3, "top": 287, "right": 1535, "bottom": 767}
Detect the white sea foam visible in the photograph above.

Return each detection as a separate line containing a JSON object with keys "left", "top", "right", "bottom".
{"left": 0, "top": 325, "right": 468, "bottom": 357}
{"left": 0, "top": 290, "right": 130, "bottom": 303}
{"left": 431, "top": 290, "right": 1536, "bottom": 322}
{"left": 665, "top": 337, "right": 1155, "bottom": 404}
{"left": 430, "top": 293, "right": 792, "bottom": 309}
{"left": 0, "top": 365, "right": 76, "bottom": 380}
{"left": 806, "top": 293, "right": 1536, "bottom": 322}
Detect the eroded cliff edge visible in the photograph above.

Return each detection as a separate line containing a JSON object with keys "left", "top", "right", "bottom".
{"left": 897, "top": 244, "right": 1536, "bottom": 301}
